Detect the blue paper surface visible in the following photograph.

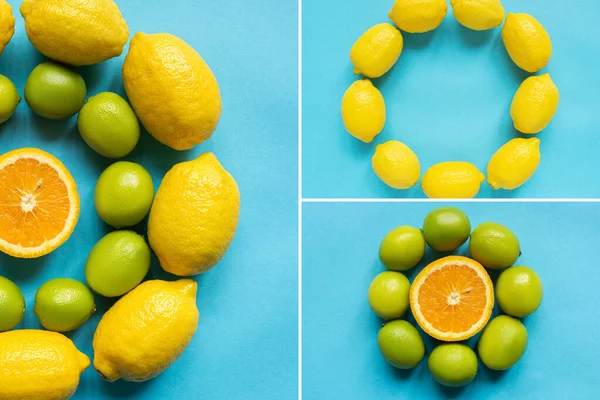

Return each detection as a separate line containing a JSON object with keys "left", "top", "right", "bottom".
{"left": 302, "top": 0, "right": 600, "bottom": 198}
{"left": 302, "top": 201, "right": 600, "bottom": 399}
{"left": 0, "top": 1, "right": 298, "bottom": 398}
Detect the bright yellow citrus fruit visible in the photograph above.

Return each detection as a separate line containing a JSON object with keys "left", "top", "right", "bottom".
{"left": 0, "top": 0, "right": 14, "bottom": 55}
{"left": 511, "top": 73, "right": 559, "bottom": 134}
{"left": 389, "top": 0, "right": 448, "bottom": 33}
{"left": 421, "top": 161, "right": 485, "bottom": 198}
{"left": 350, "top": 23, "right": 403, "bottom": 78}
{"left": 123, "top": 33, "right": 222, "bottom": 151}
{"left": 410, "top": 256, "right": 494, "bottom": 341}
{"left": 20, "top": 0, "right": 129, "bottom": 66}
{"left": 372, "top": 140, "right": 420, "bottom": 189}
{"left": 93, "top": 280, "right": 199, "bottom": 382}
{"left": 502, "top": 13, "right": 552, "bottom": 72}
{"left": 487, "top": 138, "right": 541, "bottom": 190}
{"left": 148, "top": 153, "right": 240, "bottom": 276}
{"left": 0, "top": 330, "right": 89, "bottom": 400}
{"left": 342, "top": 80, "right": 386, "bottom": 143}
{"left": 450, "top": 0, "right": 505, "bottom": 31}
{"left": 0, "top": 148, "right": 80, "bottom": 258}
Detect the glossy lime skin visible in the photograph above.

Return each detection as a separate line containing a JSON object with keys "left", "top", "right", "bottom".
{"left": 85, "top": 231, "right": 151, "bottom": 297}
{"left": 94, "top": 162, "right": 154, "bottom": 228}
{"left": 496, "top": 266, "right": 543, "bottom": 317}
{"left": 469, "top": 222, "right": 520, "bottom": 269}
{"left": 78, "top": 92, "right": 140, "bottom": 158}
{"left": 0, "top": 276, "right": 25, "bottom": 332}
{"left": 377, "top": 320, "right": 425, "bottom": 369}
{"left": 368, "top": 271, "right": 410, "bottom": 320}
{"left": 24, "top": 61, "right": 86, "bottom": 120}
{"left": 379, "top": 226, "right": 425, "bottom": 271}
{"left": 423, "top": 207, "right": 471, "bottom": 252}
{"left": 34, "top": 278, "right": 95, "bottom": 332}
{"left": 478, "top": 315, "right": 528, "bottom": 370}
{"left": 428, "top": 344, "right": 478, "bottom": 387}
{"left": 0, "top": 75, "right": 21, "bottom": 123}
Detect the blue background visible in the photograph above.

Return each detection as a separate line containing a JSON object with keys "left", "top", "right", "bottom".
{"left": 303, "top": 201, "right": 600, "bottom": 399}
{"left": 302, "top": 0, "right": 600, "bottom": 198}
{"left": 0, "top": 1, "right": 298, "bottom": 399}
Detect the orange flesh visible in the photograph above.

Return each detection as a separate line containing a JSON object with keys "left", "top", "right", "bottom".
{"left": 417, "top": 264, "right": 488, "bottom": 334}
{"left": 0, "top": 158, "right": 70, "bottom": 248}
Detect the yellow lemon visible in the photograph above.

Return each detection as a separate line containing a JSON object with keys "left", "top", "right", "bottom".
{"left": 123, "top": 33, "right": 222, "bottom": 151}
{"left": 350, "top": 23, "right": 403, "bottom": 78}
{"left": 342, "top": 79, "right": 386, "bottom": 143}
{"left": 389, "top": 0, "right": 448, "bottom": 33}
{"left": 0, "top": 0, "right": 14, "bottom": 55}
{"left": 93, "top": 280, "right": 199, "bottom": 382}
{"left": 487, "top": 138, "right": 541, "bottom": 190}
{"left": 502, "top": 13, "right": 552, "bottom": 72}
{"left": 0, "top": 330, "right": 89, "bottom": 400}
{"left": 148, "top": 153, "right": 240, "bottom": 276}
{"left": 372, "top": 140, "right": 420, "bottom": 189}
{"left": 510, "top": 73, "right": 559, "bottom": 134}
{"left": 450, "top": 0, "right": 505, "bottom": 31}
{"left": 422, "top": 161, "right": 485, "bottom": 198}
{"left": 20, "top": 0, "right": 129, "bottom": 66}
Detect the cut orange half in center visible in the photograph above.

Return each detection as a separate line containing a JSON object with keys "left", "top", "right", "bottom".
{"left": 0, "top": 148, "right": 80, "bottom": 258}
{"left": 410, "top": 255, "right": 494, "bottom": 341}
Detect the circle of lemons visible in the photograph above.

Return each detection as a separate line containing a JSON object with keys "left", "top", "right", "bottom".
{"left": 341, "top": 0, "right": 559, "bottom": 198}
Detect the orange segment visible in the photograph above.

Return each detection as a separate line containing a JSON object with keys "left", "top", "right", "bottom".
{"left": 410, "top": 255, "right": 494, "bottom": 341}
{"left": 0, "top": 148, "right": 79, "bottom": 258}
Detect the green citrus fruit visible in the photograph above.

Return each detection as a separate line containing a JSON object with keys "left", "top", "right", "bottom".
{"left": 428, "top": 344, "right": 478, "bottom": 387}
{"left": 78, "top": 92, "right": 140, "bottom": 158}
{"left": 85, "top": 230, "right": 151, "bottom": 297}
{"left": 0, "top": 276, "right": 25, "bottom": 332}
{"left": 94, "top": 161, "right": 154, "bottom": 228}
{"left": 0, "top": 75, "right": 21, "bottom": 123}
{"left": 478, "top": 315, "right": 528, "bottom": 370}
{"left": 379, "top": 226, "right": 425, "bottom": 271}
{"left": 34, "top": 278, "right": 95, "bottom": 332}
{"left": 24, "top": 61, "right": 86, "bottom": 120}
{"left": 496, "top": 266, "right": 543, "bottom": 317}
{"left": 469, "top": 222, "right": 520, "bottom": 269}
{"left": 368, "top": 271, "right": 410, "bottom": 320}
{"left": 423, "top": 207, "right": 471, "bottom": 252}
{"left": 377, "top": 320, "right": 425, "bottom": 369}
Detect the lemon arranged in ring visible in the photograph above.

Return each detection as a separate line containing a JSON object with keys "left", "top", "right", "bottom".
{"left": 342, "top": 80, "right": 386, "bottom": 143}
{"left": 372, "top": 140, "right": 420, "bottom": 189}
{"left": 351, "top": 23, "right": 403, "bottom": 78}
{"left": 342, "top": 2, "right": 558, "bottom": 198}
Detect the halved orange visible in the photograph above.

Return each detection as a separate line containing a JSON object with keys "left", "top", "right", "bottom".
{"left": 0, "top": 148, "right": 80, "bottom": 258}
{"left": 410, "top": 255, "right": 494, "bottom": 341}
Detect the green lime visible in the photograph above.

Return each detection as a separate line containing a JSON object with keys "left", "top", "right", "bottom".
{"left": 496, "top": 266, "right": 543, "bottom": 317}
{"left": 24, "top": 61, "right": 86, "bottom": 120}
{"left": 377, "top": 320, "right": 425, "bottom": 369}
{"left": 423, "top": 207, "right": 470, "bottom": 252}
{"left": 0, "top": 75, "right": 21, "bottom": 123}
{"left": 94, "top": 162, "right": 154, "bottom": 228}
{"left": 428, "top": 344, "right": 478, "bottom": 387}
{"left": 85, "top": 231, "right": 151, "bottom": 297}
{"left": 478, "top": 315, "right": 528, "bottom": 370}
{"left": 78, "top": 92, "right": 140, "bottom": 158}
{"left": 34, "top": 278, "right": 95, "bottom": 332}
{"left": 469, "top": 222, "right": 520, "bottom": 269}
{"left": 368, "top": 271, "right": 410, "bottom": 320}
{"left": 379, "top": 226, "right": 425, "bottom": 271}
{"left": 0, "top": 276, "right": 25, "bottom": 332}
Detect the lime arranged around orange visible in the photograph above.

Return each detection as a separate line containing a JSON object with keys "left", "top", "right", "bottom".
{"left": 410, "top": 255, "right": 494, "bottom": 341}
{"left": 0, "top": 148, "right": 80, "bottom": 258}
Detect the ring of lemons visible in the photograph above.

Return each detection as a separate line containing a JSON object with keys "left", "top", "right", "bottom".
{"left": 341, "top": 0, "right": 558, "bottom": 198}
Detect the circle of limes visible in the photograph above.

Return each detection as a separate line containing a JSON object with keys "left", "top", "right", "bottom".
{"left": 346, "top": 4, "right": 557, "bottom": 198}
